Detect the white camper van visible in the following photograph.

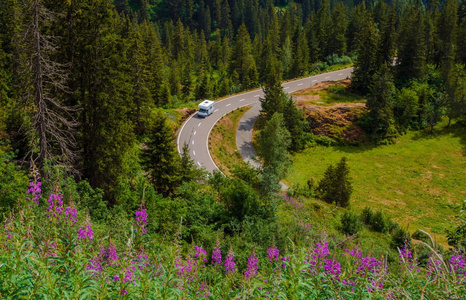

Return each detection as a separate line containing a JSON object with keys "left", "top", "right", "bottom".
{"left": 198, "top": 100, "right": 215, "bottom": 118}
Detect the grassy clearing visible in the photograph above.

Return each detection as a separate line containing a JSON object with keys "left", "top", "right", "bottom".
{"left": 293, "top": 81, "right": 364, "bottom": 105}
{"left": 284, "top": 122, "right": 465, "bottom": 245}
{"left": 209, "top": 107, "right": 249, "bottom": 175}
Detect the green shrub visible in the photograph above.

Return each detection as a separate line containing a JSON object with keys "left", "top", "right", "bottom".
{"left": 339, "top": 210, "right": 362, "bottom": 235}
{"left": 315, "top": 136, "right": 337, "bottom": 147}
{"left": 328, "top": 85, "right": 348, "bottom": 95}
{"left": 391, "top": 227, "right": 411, "bottom": 249}
{"left": 360, "top": 207, "right": 374, "bottom": 225}
{"left": 370, "top": 211, "right": 389, "bottom": 233}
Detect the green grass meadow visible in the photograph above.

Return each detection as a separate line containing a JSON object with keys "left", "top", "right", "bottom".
{"left": 285, "top": 123, "right": 465, "bottom": 245}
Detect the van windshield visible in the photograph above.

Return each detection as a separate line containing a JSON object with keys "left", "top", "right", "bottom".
{"left": 199, "top": 109, "right": 208, "bottom": 113}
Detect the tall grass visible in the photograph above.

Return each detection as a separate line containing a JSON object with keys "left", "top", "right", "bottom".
{"left": 1, "top": 173, "right": 465, "bottom": 299}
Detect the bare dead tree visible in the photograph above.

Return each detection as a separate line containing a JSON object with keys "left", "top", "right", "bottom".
{"left": 17, "top": 0, "right": 78, "bottom": 176}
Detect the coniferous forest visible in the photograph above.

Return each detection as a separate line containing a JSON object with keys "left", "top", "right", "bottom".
{"left": 0, "top": 0, "right": 465, "bottom": 298}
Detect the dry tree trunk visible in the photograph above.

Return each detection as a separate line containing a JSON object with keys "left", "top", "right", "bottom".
{"left": 19, "top": 0, "right": 78, "bottom": 176}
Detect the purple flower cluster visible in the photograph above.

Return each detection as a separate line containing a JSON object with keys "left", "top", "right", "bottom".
{"left": 450, "top": 254, "right": 466, "bottom": 276}
{"left": 267, "top": 245, "right": 279, "bottom": 263}
{"left": 283, "top": 194, "right": 304, "bottom": 210}
{"left": 26, "top": 179, "right": 42, "bottom": 205}
{"left": 135, "top": 250, "right": 150, "bottom": 271}
{"left": 135, "top": 203, "right": 147, "bottom": 235}
{"left": 78, "top": 223, "right": 93, "bottom": 243}
{"left": 245, "top": 253, "right": 258, "bottom": 278}
{"left": 427, "top": 256, "right": 443, "bottom": 278}
{"left": 398, "top": 245, "right": 417, "bottom": 272}
{"left": 195, "top": 245, "right": 207, "bottom": 262}
{"left": 64, "top": 205, "right": 78, "bottom": 226}
{"left": 314, "top": 242, "right": 330, "bottom": 258}
{"left": 123, "top": 265, "right": 136, "bottom": 284}
{"left": 87, "top": 246, "right": 119, "bottom": 273}
{"left": 282, "top": 255, "right": 290, "bottom": 268}
{"left": 323, "top": 259, "right": 341, "bottom": 276}
{"left": 47, "top": 191, "right": 64, "bottom": 222}
{"left": 344, "top": 248, "right": 384, "bottom": 276}
{"left": 224, "top": 248, "right": 236, "bottom": 274}
{"left": 211, "top": 248, "right": 222, "bottom": 266}
{"left": 107, "top": 246, "right": 119, "bottom": 266}
{"left": 175, "top": 257, "right": 198, "bottom": 280}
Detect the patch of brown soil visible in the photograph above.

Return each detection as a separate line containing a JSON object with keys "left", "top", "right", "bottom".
{"left": 178, "top": 108, "right": 196, "bottom": 124}
{"left": 302, "top": 103, "right": 368, "bottom": 143}
{"left": 296, "top": 79, "right": 352, "bottom": 93}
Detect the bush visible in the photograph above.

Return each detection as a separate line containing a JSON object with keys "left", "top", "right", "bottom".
{"left": 360, "top": 207, "right": 374, "bottom": 225}
{"left": 325, "top": 54, "right": 353, "bottom": 66}
{"left": 360, "top": 207, "right": 389, "bottom": 233}
{"left": 370, "top": 211, "right": 389, "bottom": 233}
{"left": 328, "top": 85, "right": 348, "bottom": 95}
{"left": 391, "top": 227, "right": 411, "bottom": 249}
{"left": 339, "top": 210, "right": 362, "bottom": 235}
{"left": 315, "top": 136, "right": 337, "bottom": 147}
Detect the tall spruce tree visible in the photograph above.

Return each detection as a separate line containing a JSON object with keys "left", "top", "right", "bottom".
{"left": 366, "top": 64, "right": 397, "bottom": 141}
{"left": 375, "top": 3, "right": 397, "bottom": 68}
{"left": 397, "top": 2, "right": 427, "bottom": 83}
{"left": 70, "top": 0, "right": 136, "bottom": 204}
{"left": 229, "top": 24, "right": 258, "bottom": 89}
{"left": 315, "top": 0, "right": 332, "bottom": 59}
{"left": 351, "top": 10, "right": 377, "bottom": 94}
{"left": 257, "top": 112, "right": 291, "bottom": 180}
{"left": 143, "top": 110, "right": 181, "bottom": 195}
{"left": 436, "top": 0, "right": 458, "bottom": 78}
{"left": 330, "top": 2, "right": 349, "bottom": 57}
{"left": 259, "top": 58, "right": 286, "bottom": 120}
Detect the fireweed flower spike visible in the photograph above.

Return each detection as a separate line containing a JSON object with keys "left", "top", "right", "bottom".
{"left": 135, "top": 202, "right": 147, "bottom": 235}
{"left": 245, "top": 251, "right": 258, "bottom": 278}
{"left": 195, "top": 245, "right": 207, "bottom": 262}
{"left": 78, "top": 214, "right": 94, "bottom": 244}
{"left": 26, "top": 163, "right": 42, "bottom": 205}
{"left": 224, "top": 246, "right": 236, "bottom": 274}
{"left": 64, "top": 198, "right": 78, "bottom": 226}
{"left": 212, "top": 247, "right": 222, "bottom": 267}
{"left": 267, "top": 244, "right": 279, "bottom": 263}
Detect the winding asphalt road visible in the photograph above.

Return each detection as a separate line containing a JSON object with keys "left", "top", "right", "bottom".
{"left": 177, "top": 67, "right": 353, "bottom": 173}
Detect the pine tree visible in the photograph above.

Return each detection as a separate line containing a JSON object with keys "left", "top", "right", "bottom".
{"left": 143, "top": 110, "right": 181, "bottom": 195}
{"left": 458, "top": 11, "right": 466, "bottom": 64}
{"left": 444, "top": 64, "right": 466, "bottom": 126}
{"left": 397, "top": 2, "right": 427, "bottom": 83}
{"left": 351, "top": 10, "right": 377, "bottom": 94}
{"left": 330, "top": 2, "right": 349, "bottom": 57}
{"left": 436, "top": 0, "right": 458, "bottom": 79}
{"left": 366, "top": 64, "right": 397, "bottom": 141}
{"left": 180, "top": 143, "right": 206, "bottom": 182}
{"left": 347, "top": 2, "right": 367, "bottom": 52}
{"left": 229, "top": 24, "right": 258, "bottom": 89}
{"left": 70, "top": 0, "right": 136, "bottom": 204}
{"left": 315, "top": 0, "right": 332, "bottom": 59}
{"left": 375, "top": 3, "right": 397, "bottom": 68}
{"left": 282, "top": 97, "right": 305, "bottom": 152}
{"left": 257, "top": 112, "right": 291, "bottom": 180}
{"left": 317, "top": 157, "right": 352, "bottom": 207}
{"left": 304, "top": 14, "right": 320, "bottom": 64}
{"left": 259, "top": 59, "right": 286, "bottom": 119}
{"left": 290, "top": 29, "right": 309, "bottom": 78}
